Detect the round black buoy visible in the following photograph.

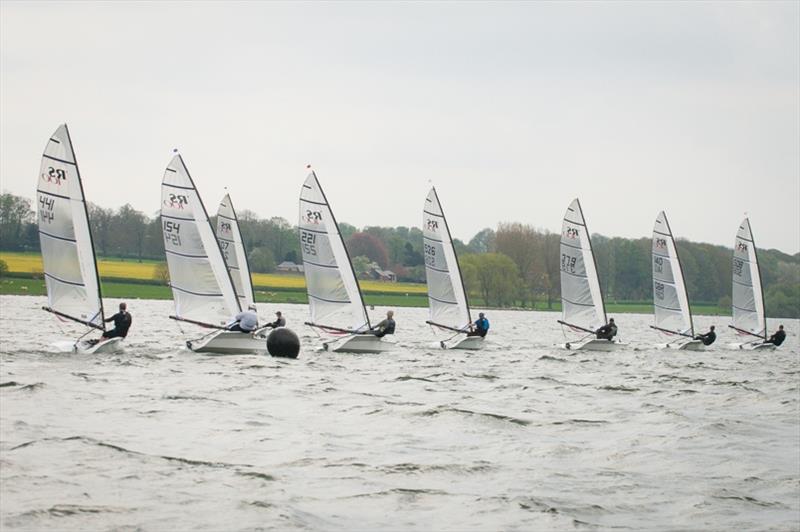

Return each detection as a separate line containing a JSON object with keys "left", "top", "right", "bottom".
{"left": 267, "top": 328, "right": 300, "bottom": 358}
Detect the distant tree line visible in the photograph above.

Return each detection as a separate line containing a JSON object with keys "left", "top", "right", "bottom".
{"left": 1, "top": 192, "right": 798, "bottom": 317}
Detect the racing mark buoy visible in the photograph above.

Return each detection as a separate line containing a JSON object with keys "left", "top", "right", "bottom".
{"left": 266, "top": 328, "right": 300, "bottom": 358}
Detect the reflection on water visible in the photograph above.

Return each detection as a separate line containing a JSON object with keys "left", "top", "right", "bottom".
{"left": 1, "top": 295, "right": 798, "bottom": 530}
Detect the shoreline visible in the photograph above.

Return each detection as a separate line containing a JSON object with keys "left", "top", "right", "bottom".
{"left": 0, "top": 277, "right": 733, "bottom": 316}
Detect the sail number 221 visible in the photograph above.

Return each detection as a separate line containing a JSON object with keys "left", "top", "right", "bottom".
{"left": 301, "top": 231, "right": 317, "bottom": 256}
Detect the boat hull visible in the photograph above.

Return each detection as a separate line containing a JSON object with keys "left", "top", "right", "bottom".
{"left": 442, "top": 335, "right": 484, "bottom": 350}
{"left": 729, "top": 341, "right": 776, "bottom": 351}
{"left": 563, "top": 338, "right": 620, "bottom": 351}
{"left": 325, "top": 334, "right": 394, "bottom": 354}
{"left": 187, "top": 330, "right": 268, "bottom": 355}
{"left": 75, "top": 337, "right": 124, "bottom": 354}
{"left": 664, "top": 339, "right": 705, "bottom": 351}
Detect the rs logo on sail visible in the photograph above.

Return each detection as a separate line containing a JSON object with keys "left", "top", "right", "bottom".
{"left": 164, "top": 194, "right": 188, "bottom": 209}
{"left": 304, "top": 210, "right": 322, "bottom": 224}
{"left": 43, "top": 167, "right": 66, "bottom": 185}
{"left": 565, "top": 228, "right": 579, "bottom": 239}
{"left": 220, "top": 221, "right": 232, "bottom": 234}
{"left": 655, "top": 238, "right": 667, "bottom": 249}
{"left": 426, "top": 219, "right": 438, "bottom": 231}
{"left": 736, "top": 242, "right": 748, "bottom": 253}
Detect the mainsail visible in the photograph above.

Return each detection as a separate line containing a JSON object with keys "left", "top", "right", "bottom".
{"left": 216, "top": 194, "right": 255, "bottom": 310}
{"left": 423, "top": 187, "right": 471, "bottom": 331}
{"left": 299, "top": 171, "right": 370, "bottom": 332}
{"left": 161, "top": 154, "right": 240, "bottom": 327}
{"left": 731, "top": 217, "right": 767, "bottom": 340}
{"left": 651, "top": 211, "right": 694, "bottom": 337}
{"left": 559, "top": 198, "right": 606, "bottom": 332}
{"left": 37, "top": 124, "right": 105, "bottom": 330}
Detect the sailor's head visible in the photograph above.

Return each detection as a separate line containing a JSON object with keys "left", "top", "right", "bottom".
{"left": 609, "top": 318, "right": 614, "bottom": 323}
{"left": 710, "top": 325, "right": 715, "bottom": 331}
{"left": 387, "top": 310, "right": 394, "bottom": 318}
{"left": 779, "top": 325, "right": 784, "bottom": 330}
{"left": 247, "top": 304, "right": 257, "bottom": 312}
{"left": 479, "top": 312, "right": 485, "bottom": 318}
{"left": 119, "top": 302, "right": 127, "bottom": 311}
{"left": 276, "top": 311, "right": 282, "bottom": 317}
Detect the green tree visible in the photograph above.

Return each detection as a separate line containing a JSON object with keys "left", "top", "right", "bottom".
{"left": 0, "top": 193, "right": 34, "bottom": 250}
{"left": 351, "top": 255, "right": 373, "bottom": 276}
{"left": 248, "top": 247, "right": 276, "bottom": 273}
{"left": 460, "top": 253, "right": 520, "bottom": 307}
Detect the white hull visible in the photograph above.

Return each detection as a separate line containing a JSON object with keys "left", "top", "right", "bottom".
{"left": 729, "top": 341, "right": 776, "bottom": 351}
{"left": 324, "top": 334, "right": 394, "bottom": 354}
{"left": 562, "top": 338, "right": 620, "bottom": 351}
{"left": 663, "top": 339, "right": 705, "bottom": 351}
{"left": 442, "top": 335, "right": 484, "bottom": 350}
{"left": 187, "top": 330, "right": 268, "bottom": 355}
{"left": 75, "top": 337, "right": 124, "bottom": 354}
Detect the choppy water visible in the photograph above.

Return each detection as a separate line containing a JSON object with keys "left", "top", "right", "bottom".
{"left": 1, "top": 295, "right": 798, "bottom": 531}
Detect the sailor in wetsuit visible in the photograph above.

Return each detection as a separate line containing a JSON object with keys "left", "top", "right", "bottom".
{"left": 370, "top": 310, "right": 396, "bottom": 338}
{"left": 227, "top": 305, "right": 259, "bottom": 333}
{"left": 764, "top": 325, "right": 786, "bottom": 346}
{"left": 264, "top": 311, "right": 286, "bottom": 329}
{"left": 467, "top": 312, "right": 490, "bottom": 337}
{"left": 101, "top": 302, "right": 132, "bottom": 339}
{"left": 595, "top": 318, "right": 617, "bottom": 341}
{"left": 694, "top": 325, "right": 716, "bottom": 346}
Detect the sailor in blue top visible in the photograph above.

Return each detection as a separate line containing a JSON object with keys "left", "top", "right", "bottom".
{"left": 467, "top": 312, "right": 489, "bottom": 337}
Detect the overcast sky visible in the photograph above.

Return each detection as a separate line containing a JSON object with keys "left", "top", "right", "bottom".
{"left": 1, "top": 1, "right": 798, "bottom": 252}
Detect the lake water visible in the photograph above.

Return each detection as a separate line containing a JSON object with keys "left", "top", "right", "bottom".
{"left": 1, "top": 295, "right": 798, "bottom": 531}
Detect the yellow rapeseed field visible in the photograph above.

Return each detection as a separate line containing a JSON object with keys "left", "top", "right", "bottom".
{"left": 0, "top": 252, "right": 427, "bottom": 294}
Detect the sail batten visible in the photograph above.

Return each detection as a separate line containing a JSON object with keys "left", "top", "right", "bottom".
{"left": 732, "top": 218, "right": 767, "bottom": 340}
{"left": 299, "top": 171, "right": 370, "bottom": 332}
{"left": 37, "top": 124, "right": 105, "bottom": 330}
{"left": 559, "top": 198, "right": 605, "bottom": 332}
{"left": 423, "top": 188, "right": 472, "bottom": 332}
{"left": 161, "top": 154, "right": 240, "bottom": 327}
{"left": 651, "top": 211, "right": 694, "bottom": 337}
{"left": 216, "top": 194, "right": 255, "bottom": 309}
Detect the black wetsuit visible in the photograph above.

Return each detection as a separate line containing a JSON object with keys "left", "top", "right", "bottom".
{"left": 267, "top": 316, "right": 286, "bottom": 328}
{"left": 596, "top": 323, "right": 617, "bottom": 341}
{"left": 372, "top": 318, "right": 395, "bottom": 338}
{"left": 102, "top": 311, "right": 132, "bottom": 339}
{"left": 695, "top": 330, "right": 716, "bottom": 346}
{"left": 765, "top": 330, "right": 786, "bottom": 346}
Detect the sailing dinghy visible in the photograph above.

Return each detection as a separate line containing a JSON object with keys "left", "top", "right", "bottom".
{"left": 216, "top": 193, "right": 256, "bottom": 310}
{"left": 299, "top": 170, "right": 392, "bottom": 353}
{"left": 729, "top": 218, "right": 773, "bottom": 350}
{"left": 37, "top": 124, "right": 122, "bottom": 354}
{"left": 650, "top": 211, "right": 704, "bottom": 350}
{"left": 161, "top": 154, "right": 267, "bottom": 354}
{"left": 557, "top": 199, "right": 619, "bottom": 351}
{"left": 423, "top": 187, "right": 481, "bottom": 350}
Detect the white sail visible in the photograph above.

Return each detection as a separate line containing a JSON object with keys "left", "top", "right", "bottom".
{"left": 161, "top": 154, "right": 240, "bottom": 327}
{"left": 37, "top": 124, "right": 105, "bottom": 330}
{"left": 652, "top": 211, "right": 693, "bottom": 336}
{"left": 559, "top": 198, "right": 606, "bottom": 332}
{"left": 732, "top": 218, "right": 767, "bottom": 339}
{"left": 216, "top": 194, "right": 255, "bottom": 310}
{"left": 423, "top": 187, "right": 471, "bottom": 331}
{"left": 299, "top": 171, "right": 370, "bottom": 332}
